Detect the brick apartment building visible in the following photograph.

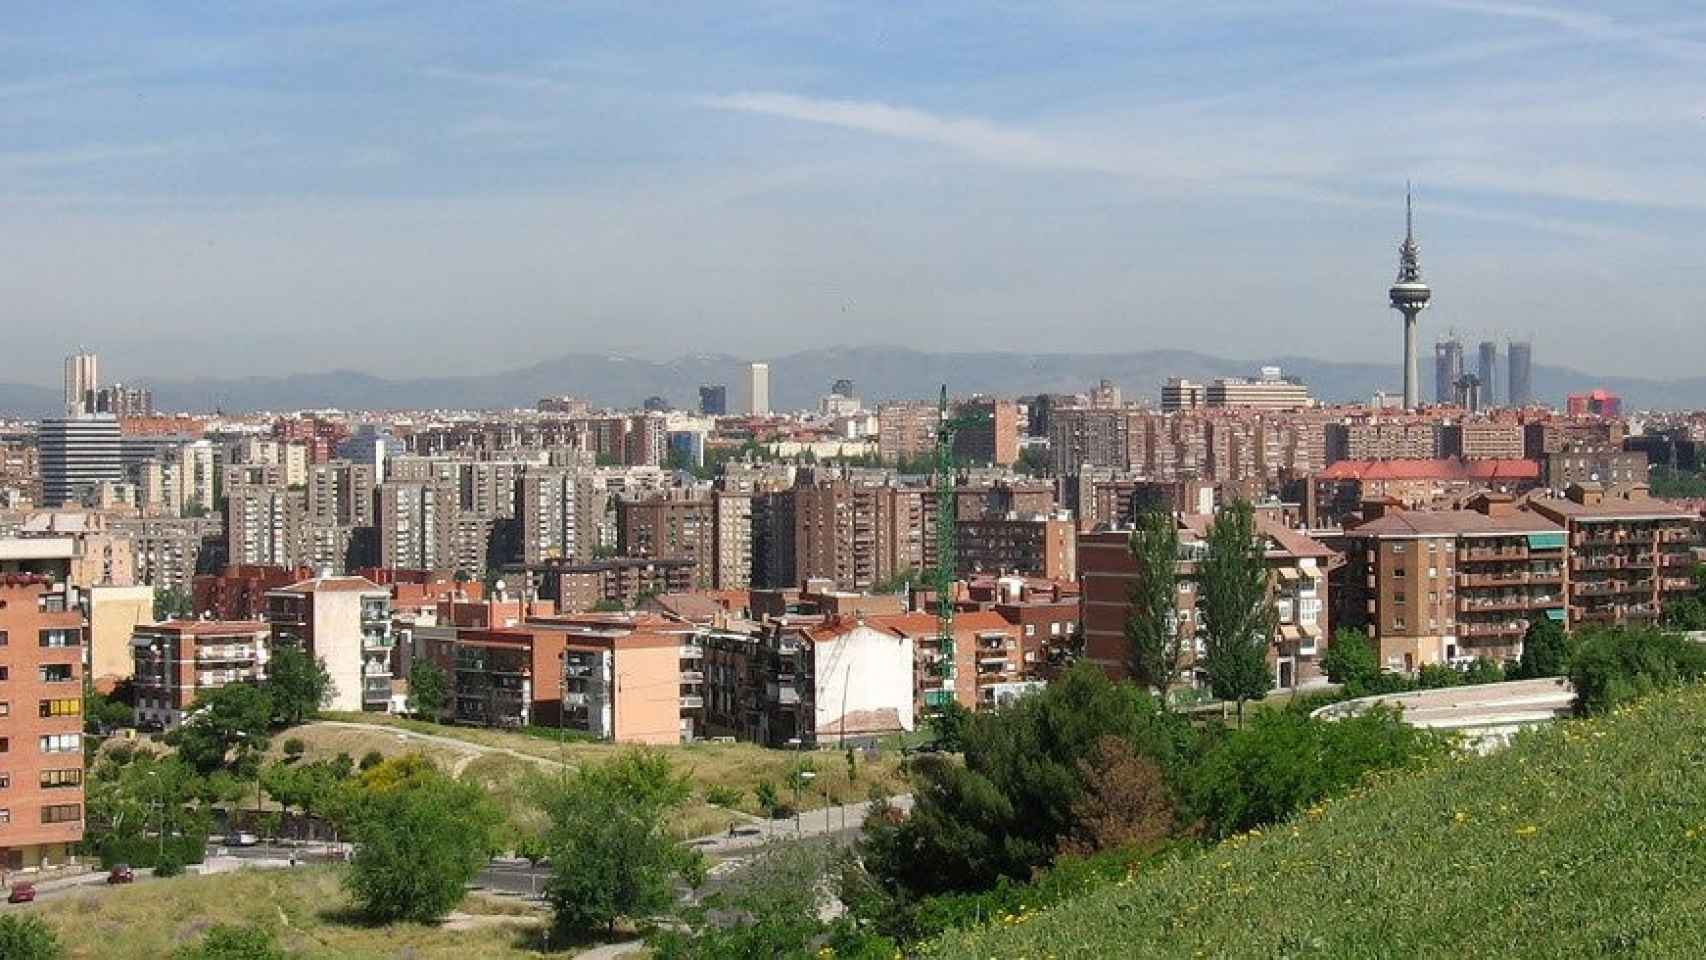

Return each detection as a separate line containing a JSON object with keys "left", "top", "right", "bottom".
{"left": 1528, "top": 485, "right": 1701, "bottom": 630}
{"left": 193, "top": 564, "right": 314, "bottom": 621}
{"left": 0, "top": 576, "right": 86, "bottom": 871}
{"left": 955, "top": 515, "right": 1077, "bottom": 581}
{"left": 1079, "top": 514, "right": 1338, "bottom": 690}
{"left": 617, "top": 494, "right": 715, "bottom": 589}
{"left": 131, "top": 621, "right": 270, "bottom": 729}
{"left": 1330, "top": 501, "right": 1567, "bottom": 668}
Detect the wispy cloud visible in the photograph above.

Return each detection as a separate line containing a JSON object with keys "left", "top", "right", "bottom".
{"left": 1430, "top": 0, "right": 1706, "bottom": 62}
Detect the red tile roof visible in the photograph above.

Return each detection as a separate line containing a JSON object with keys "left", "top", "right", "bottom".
{"left": 1317, "top": 458, "right": 1538, "bottom": 482}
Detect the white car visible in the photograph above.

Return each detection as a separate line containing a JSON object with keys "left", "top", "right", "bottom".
{"left": 226, "top": 832, "right": 260, "bottom": 847}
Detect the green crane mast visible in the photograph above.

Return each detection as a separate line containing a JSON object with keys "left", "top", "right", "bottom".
{"left": 929, "top": 385, "right": 987, "bottom": 711}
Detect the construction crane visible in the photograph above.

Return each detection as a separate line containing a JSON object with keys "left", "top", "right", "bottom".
{"left": 929, "top": 385, "right": 988, "bottom": 712}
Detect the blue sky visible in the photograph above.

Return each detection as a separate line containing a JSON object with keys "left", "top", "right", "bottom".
{"left": 3, "top": 1, "right": 1704, "bottom": 383}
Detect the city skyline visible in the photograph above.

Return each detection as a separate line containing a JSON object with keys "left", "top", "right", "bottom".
{"left": 3, "top": 3, "right": 1704, "bottom": 383}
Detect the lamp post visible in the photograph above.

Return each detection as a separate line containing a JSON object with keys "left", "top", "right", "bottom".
{"left": 794, "top": 770, "right": 815, "bottom": 836}
{"left": 147, "top": 770, "right": 164, "bottom": 864}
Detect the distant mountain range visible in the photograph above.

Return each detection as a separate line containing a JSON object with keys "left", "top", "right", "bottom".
{"left": 3, "top": 345, "right": 1704, "bottom": 417}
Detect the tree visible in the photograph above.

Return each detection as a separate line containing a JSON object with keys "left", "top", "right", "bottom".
{"left": 345, "top": 763, "right": 503, "bottom": 923}
{"left": 407, "top": 656, "right": 449, "bottom": 719}
{"left": 1319, "top": 628, "right": 1379, "bottom": 688}
{"left": 541, "top": 751, "right": 704, "bottom": 938}
{"left": 1513, "top": 617, "right": 1574, "bottom": 680}
{"left": 1058, "top": 736, "right": 1176, "bottom": 857}
{"left": 282, "top": 738, "right": 306, "bottom": 763}
{"left": 1197, "top": 500, "right": 1274, "bottom": 723}
{"left": 855, "top": 664, "right": 1191, "bottom": 898}
{"left": 265, "top": 646, "right": 332, "bottom": 726}
{"left": 925, "top": 699, "right": 973, "bottom": 752}
{"left": 0, "top": 915, "right": 62, "bottom": 960}
{"left": 1123, "top": 505, "right": 1183, "bottom": 698}
{"left": 1568, "top": 626, "right": 1706, "bottom": 716}
{"left": 171, "top": 924, "right": 287, "bottom": 960}
{"left": 85, "top": 689, "right": 135, "bottom": 735}
{"left": 153, "top": 587, "right": 196, "bottom": 622}
{"left": 84, "top": 749, "right": 213, "bottom": 869}
{"left": 169, "top": 684, "right": 272, "bottom": 776}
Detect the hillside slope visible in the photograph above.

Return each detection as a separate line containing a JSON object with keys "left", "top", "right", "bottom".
{"left": 932, "top": 687, "right": 1706, "bottom": 959}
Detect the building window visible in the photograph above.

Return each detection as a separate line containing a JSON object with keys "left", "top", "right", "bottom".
{"left": 1392, "top": 543, "right": 1406, "bottom": 553}
{"left": 40, "top": 803, "right": 80, "bottom": 824}
{"left": 0, "top": 809, "right": 8, "bottom": 824}
{"left": 0, "top": 738, "right": 7, "bottom": 753}
{"left": 38, "top": 629, "right": 77, "bottom": 648}
{"left": 38, "top": 664, "right": 73, "bottom": 683}
{"left": 0, "top": 666, "right": 7, "bottom": 681}
{"left": 38, "top": 734, "right": 80, "bottom": 754}
{"left": 0, "top": 772, "right": 8, "bottom": 788}
{"left": 0, "top": 630, "right": 7, "bottom": 646}
{"left": 40, "top": 769, "right": 82, "bottom": 789}
{"left": 0, "top": 702, "right": 7, "bottom": 718}
{"left": 39, "top": 698, "right": 81, "bottom": 719}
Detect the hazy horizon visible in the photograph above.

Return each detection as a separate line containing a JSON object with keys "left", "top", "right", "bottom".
{"left": 6, "top": 2, "right": 1704, "bottom": 386}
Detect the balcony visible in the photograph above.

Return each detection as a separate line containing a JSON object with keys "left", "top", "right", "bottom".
{"left": 1457, "top": 620, "right": 1526, "bottom": 638}
{"left": 1459, "top": 572, "right": 1529, "bottom": 588}
{"left": 1662, "top": 577, "right": 1696, "bottom": 592}
{"left": 680, "top": 695, "right": 705, "bottom": 710}
{"left": 1459, "top": 546, "right": 1527, "bottom": 562}
{"left": 1573, "top": 580, "right": 1619, "bottom": 597}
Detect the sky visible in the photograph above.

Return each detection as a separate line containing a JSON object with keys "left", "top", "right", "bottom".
{"left": 3, "top": 1, "right": 1705, "bottom": 385}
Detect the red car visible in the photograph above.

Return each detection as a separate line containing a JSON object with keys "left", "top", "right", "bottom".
{"left": 6, "top": 882, "right": 35, "bottom": 903}
{"left": 107, "top": 865, "right": 135, "bottom": 884}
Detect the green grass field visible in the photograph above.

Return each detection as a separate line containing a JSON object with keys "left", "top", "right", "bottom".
{"left": 32, "top": 867, "right": 565, "bottom": 959}
{"left": 932, "top": 685, "right": 1706, "bottom": 959}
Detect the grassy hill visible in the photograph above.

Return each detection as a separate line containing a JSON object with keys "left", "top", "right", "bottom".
{"left": 932, "top": 685, "right": 1706, "bottom": 959}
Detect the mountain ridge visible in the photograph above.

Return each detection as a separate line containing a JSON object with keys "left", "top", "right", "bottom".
{"left": 2, "top": 346, "right": 1702, "bottom": 416}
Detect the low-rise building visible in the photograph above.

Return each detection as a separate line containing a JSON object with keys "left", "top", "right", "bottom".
{"left": 131, "top": 621, "right": 270, "bottom": 729}
{"left": 1528, "top": 485, "right": 1701, "bottom": 630}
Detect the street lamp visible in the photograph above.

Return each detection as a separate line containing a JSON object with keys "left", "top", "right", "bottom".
{"left": 793, "top": 769, "right": 815, "bottom": 836}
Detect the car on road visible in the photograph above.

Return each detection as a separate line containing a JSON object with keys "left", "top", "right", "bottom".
{"left": 7, "top": 882, "right": 35, "bottom": 903}
{"left": 107, "top": 865, "right": 135, "bottom": 884}
{"left": 225, "top": 832, "right": 259, "bottom": 847}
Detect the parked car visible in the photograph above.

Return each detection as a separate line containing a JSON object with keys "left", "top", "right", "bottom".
{"left": 226, "top": 832, "right": 259, "bottom": 847}
{"left": 6, "top": 882, "right": 35, "bottom": 903}
{"left": 107, "top": 865, "right": 135, "bottom": 884}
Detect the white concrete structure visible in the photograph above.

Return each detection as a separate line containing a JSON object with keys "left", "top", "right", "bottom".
{"left": 266, "top": 577, "right": 394, "bottom": 713}
{"left": 64, "top": 351, "right": 98, "bottom": 416}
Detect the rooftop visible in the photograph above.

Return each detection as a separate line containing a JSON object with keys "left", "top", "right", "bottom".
{"left": 1347, "top": 509, "right": 1563, "bottom": 538}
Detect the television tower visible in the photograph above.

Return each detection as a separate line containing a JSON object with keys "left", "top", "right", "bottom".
{"left": 1388, "top": 187, "right": 1432, "bottom": 409}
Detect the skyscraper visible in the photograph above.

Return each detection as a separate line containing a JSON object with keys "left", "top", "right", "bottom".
{"left": 1387, "top": 190, "right": 1432, "bottom": 410}
{"left": 63, "top": 351, "right": 98, "bottom": 417}
{"left": 1508, "top": 341, "right": 1533, "bottom": 407}
{"left": 37, "top": 415, "right": 123, "bottom": 506}
{"left": 746, "top": 362, "right": 770, "bottom": 416}
{"left": 698, "top": 384, "right": 727, "bottom": 416}
{"left": 1434, "top": 335, "right": 1463, "bottom": 406}
{"left": 1478, "top": 340, "right": 1499, "bottom": 407}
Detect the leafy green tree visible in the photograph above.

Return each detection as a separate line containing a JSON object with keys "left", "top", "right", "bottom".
{"left": 0, "top": 915, "right": 62, "bottom": 960}
{"left": 754, "top": 780, "right": 781, "bottom": 818}
{"left": 345, "top": 762, "right": 504, "bottom": 923}
{"left": 1463, "top": 656, "right": 1505, "bottom": 685}
{"left": 856, "top": 663, "right": 1191, "bottom": 898}
{"left": 1123, "top": 505, "right": 1183, "bottom": 698}
{"left": 1188, "top": 706, "right": 1447, "bottom": 840}
{"left": 1197, "top": 500, "right": 1274, "bottom": 722}
{"left": 153, "top": 587, "right": 195, "bottom": 622}
{"left": 169, "top": 683, "right": 272, "bottom": 776}
{"left": 84, "top": 749, "right": 213, "bottom": 868}
{"left": 406, "top": 656, "right": 450, "bottom": 719}
{"left": 85, "top": 689, "right": 135, "bottom": 735}
{"left": 170, "top": 924, "right": 287, "bottom": 960}
{"left": 1320, "top": 628, "right": 1379, "bottom": 688}
{"left": 541, "top": 751, "right": 705, "bottom": 938}
{"left": 265, "top": 646, "right": 332, "bottom": 726}
{"left": 1416, "top": 663, "right": 1462, "bottom": 689}
{"left": 1513, "top": 617, "right": 1574, "bottom": 680}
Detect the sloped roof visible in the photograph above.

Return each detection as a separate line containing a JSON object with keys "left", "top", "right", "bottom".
{"left": 1347, "top": 509, "right": 1562, "bottom": 537}
{"left": 1317, "top": 459, "right": 1538, "bottom": 482}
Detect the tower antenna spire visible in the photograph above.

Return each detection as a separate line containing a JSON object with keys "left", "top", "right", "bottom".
{"left": 1406, "top": 181, "right": 1413, "bottom": 240}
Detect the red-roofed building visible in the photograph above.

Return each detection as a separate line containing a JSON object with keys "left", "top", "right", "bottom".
{"left": 1309, "top": 458, "right": 1541, "bottom": 527}
{"left": 131, "top": 621, "right": 270, "bottom": 729}
{"left": 193, "top": 565, "right": 314, "bottom": 621}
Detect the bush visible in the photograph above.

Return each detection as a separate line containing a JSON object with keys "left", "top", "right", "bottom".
{"left": 704, "top": 785, "right": 743, "bottom": 809}
{"left": 153, "top": 849, "right": 187, "bottom": 878}
{"left": 170, "top": 924, "right": 287, "bottom": 960}
{"left": 1463, "top": 656, "right": 1505, "bottom": 686}
{"left": 0, "top": 915, "right": 62, "bottom": 960}
{"left": 1570, "top": 627, "right": 1706, "bottom": 716}
{"left": 1415, "top": 663, "right": 1462, "bottom": 690}
{"left": 358, "top": 750, "right": 384, "bottom": 771}
{"left": 1513, "top": 617, "right": 1574, "bottom": 679}
{"left": 282, "top": 738, "right": 306, "bottom": 762}
{"left": 1187, "top": 706, "right": 1448, "bottom": 840}
{"left": 754, "top": 781, "right": 780, "bottom": 817}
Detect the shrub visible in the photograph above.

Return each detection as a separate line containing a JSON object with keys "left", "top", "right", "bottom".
{"left": 704, "top": 785, "right": 744, "bottom": 809}
{"left": 153, "top": 849, "right": 186, "bottom": 878}
{"left": 1058, "top": 736, "right": 1176, "bottom": 858}
{"left": 0, "top": 915, "right": 62, "bottom": 960}
{"left": 358, "top": 750, "right": 384, "bottom": 772}
{"left": 170, "top": 924, "right": 287, "bottom": 960}
{"left": 345, "top": 765, "right": 504, "bottom": 923}
{"left": 754, "top": 781, "right": 780, "bottom": 817}
{"left": 1415, "top": 663, "right": 1462, "bottom": 690}
{"left": 282, "top": 738, "right": 306, "bottom": 762}
{"left": 1570, "top": 627, "right": 1706, "bottom": 716}
{"left": 1513, "top": 617, "right": 1575, "bottom": 679}
{"left": 1187, "top": 706, "right": 1447, "bottom": 840}
{"left": 1463, "top": 656, "right": 1506, "bottom": 686}
{"left": 1319, "top": 629, "right": 1379, "bottom": 686}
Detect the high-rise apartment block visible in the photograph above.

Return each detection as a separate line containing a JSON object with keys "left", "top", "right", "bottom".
{"left": 877, "top": 402, "right": 938, "bottom": 465}
{"left": 699, "top": 384, "right": 728, "bottom": 416}
{"left": 1477, "top": 341, "right": 1499, "bottom": 407}
{"left": 1434, "top": 336, "right": 1464, "bottom": 406}
{"left": 617, "top": 493, "right": 716, "bottom": 588}
{"left": 952, "top": 399, "right": 1020, "bottom": 467}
